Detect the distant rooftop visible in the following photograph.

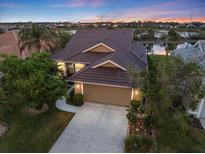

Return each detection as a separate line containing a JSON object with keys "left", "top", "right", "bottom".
{"left": 171, "top": 40, "right": 205, "bottom": 69}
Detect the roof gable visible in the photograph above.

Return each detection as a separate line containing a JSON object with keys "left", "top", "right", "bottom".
{"left": 194, "top": 40, "right": 205, "bottom": 53}
{"left": 100, "top": 62, "right": 118, "bottom": 68}
{"left": 92, "top": 60, "right": 127, "bottom": 71}
{"left": 82, "top": 43, "right": 115, "bottom": 53}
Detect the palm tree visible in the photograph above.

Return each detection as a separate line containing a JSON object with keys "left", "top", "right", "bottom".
{"left": 18, "top": 24, "right": 56, "bottom": 55}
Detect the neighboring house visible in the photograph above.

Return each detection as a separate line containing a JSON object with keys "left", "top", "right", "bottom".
{"left": 200, "top": 24, "right": 205, "bottom": 29}
{"left": 0, "top": 30, "right": 36, "bottom": 58}
{"left": 0, "top": 24, "right": 17, "bottom": 33}
{"left": 171, "top": 40, "right": 205, "bottom": 119}
{"left": 186, "top": 23, "right": 197, "bottom": 28}
{"left": 0, "top": 30, "right": 50, "bottom": 58}
{"left": 51, "top": 29, "right": 147, "bottom": 106}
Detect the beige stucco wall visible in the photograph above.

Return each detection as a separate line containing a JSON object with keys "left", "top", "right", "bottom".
{"left": 74, "top": 83, "right": 83, "bottom": 94}
{"left": 90, "top": 44, "right": 113, "bottom": 52}
{"left": 83, "top": 84, "right": 132, "bottom": 106}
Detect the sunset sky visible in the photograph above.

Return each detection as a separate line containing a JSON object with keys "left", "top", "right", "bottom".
{"left": 0, "top": 0, "right": 205, "bottom": 23}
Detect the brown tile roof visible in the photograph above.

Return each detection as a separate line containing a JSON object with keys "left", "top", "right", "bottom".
{"left": 131, "top": 41, "right": 147, "bottom": 65}
{"left": 51, "top": 28, "right": 134, "bottom": 61}
{"left": 51, "top": 29, "right": 147, "bottom": 68}
{"left": 65, "top": 52, "right": 110, "bottom": 64}
{"left": 69, "top": 67, "right": 132, "bottom": 87}
{"left": 51, "top": 29, "right": 148, "bottom": 87}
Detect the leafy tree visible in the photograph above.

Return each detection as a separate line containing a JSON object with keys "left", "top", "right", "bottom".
{"left": 18, "top": 24, "right": 56, "bottom": 55}
{"left": 0, "top": 52, "right": 67, "bottom": 109}
{"left": 147, "top": 29, "right": 155, "bottom": 39}
{"left": 140, "top": 29, "right": 155, "bottom": 40}
{"left": 55, "top": 31, "right": 72, "bottom": 49}
{"left": 129, "top": 56, "right": 205, "bottom": 136}
{"left": 134, "top": 29, "right": 143, "bottom": 40}
{"left": 145, "top": 44, "right": 154, "bottom": 54}
{"left": 167, "top": 29, "right": 181, "bottom": 41}
{"left": 165, "top": 43, "right": 177, "bottom": 56}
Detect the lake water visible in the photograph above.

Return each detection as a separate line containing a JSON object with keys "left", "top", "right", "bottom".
{"left": 144, "top": 42, "right": 196, "bottom": 55}
{"left": 65, "top": 30, "right": 77, "bottom": 34}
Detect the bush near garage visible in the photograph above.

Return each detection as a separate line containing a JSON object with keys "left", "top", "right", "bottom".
{"left": 72, "top": 94, "right": 84, "bottom": 106}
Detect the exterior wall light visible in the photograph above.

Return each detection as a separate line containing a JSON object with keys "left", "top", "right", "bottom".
{"left": 135, "top": 91, "right": 138, "bottom": 95}
{"left": 76, "top": 84, "right": 80, "bottom": 89}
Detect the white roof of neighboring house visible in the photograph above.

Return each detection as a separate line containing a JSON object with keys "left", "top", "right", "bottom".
{"left": 171, "top": 40, "right": 205, "bottom": 69}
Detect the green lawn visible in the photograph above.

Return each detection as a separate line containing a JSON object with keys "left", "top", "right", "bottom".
{"left": 0, "top": 105, "right": 74, "bottom": 153}
{"left": 157, "top": 127, "right": 205, "bottom": 152}
{"left": 148, "top": 54, "right": 169, "bottom": 63}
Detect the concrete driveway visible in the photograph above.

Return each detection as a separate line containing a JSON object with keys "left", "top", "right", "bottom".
{"left": 50, "top": 102, "right": 128, "bottom": 153}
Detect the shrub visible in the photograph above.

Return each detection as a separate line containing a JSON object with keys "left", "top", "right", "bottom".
{"left": 66, "top": 96, "right": 72, "bottom": 105}
{"left": 66, "top": 88, "right": 74, "bottom": 105}
{"left": 131, "top": 100, "right": 141, "bottom": 110}
{"left": 139, "top": 105, "right": 145, "bottom": 113}
{"left": 0, "top": 53, "right": 67, "bottom": 109}
{"left": 144, "top": 115, "right": 156, "bottom": 131}
{"left": 127, "top": 111, "right": 137, "bottom": 124}
{"left": 124, "top": 135, "right": 156, "bottom": 152}
{"left": 72, "top": 94, "right": 84, "bottom": 106}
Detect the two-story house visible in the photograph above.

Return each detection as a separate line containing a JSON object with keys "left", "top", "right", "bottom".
{"left": 51, "top": 29, "right": 147, "bottom": 106}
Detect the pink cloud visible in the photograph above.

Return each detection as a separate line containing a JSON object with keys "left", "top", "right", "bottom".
{"left": 50, "top": 0, "right": 104, "bottom": 8}
{"left": 80, "top": 15, "right": 102, "bottom": 22}
{"left": 97, "top": 1, "right": 179, "bottom": 21}
{"left": 87, "top": 1, "right": 205, "bottom": 23}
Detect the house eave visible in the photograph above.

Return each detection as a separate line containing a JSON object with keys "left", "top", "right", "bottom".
{"left": 72, "top": 80, "right": 131, "bottom": 88}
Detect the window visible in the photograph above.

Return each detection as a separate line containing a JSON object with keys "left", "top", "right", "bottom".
{"left": 75, "top": 63, "right": 85, "bottom": 72}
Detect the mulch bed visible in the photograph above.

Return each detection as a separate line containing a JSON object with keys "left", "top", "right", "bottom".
{"left": 128, "top": 116, "right": 148, "bottom": 135}
{"left": 22, "top": 103, "right": 49, "bottom": 115}
{"left": 0, "top": 121, "right": 8, "bottom": 137}
{"left": 128, "top": 114, "right": 154, "bottom": 136}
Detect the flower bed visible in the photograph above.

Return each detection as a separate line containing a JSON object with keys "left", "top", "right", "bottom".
{"left": 126, "top": 100, "right": 154, "bottom": 136}
{"left": 128, "top": 115, "right": 148, "bottom": 135}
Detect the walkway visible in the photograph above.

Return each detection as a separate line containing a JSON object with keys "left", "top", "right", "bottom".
{"left": 55, "top": 97, "right": 80, "bottom": 113}
{"left": 50, "top": 102, "right": 128, "bottom": 153}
